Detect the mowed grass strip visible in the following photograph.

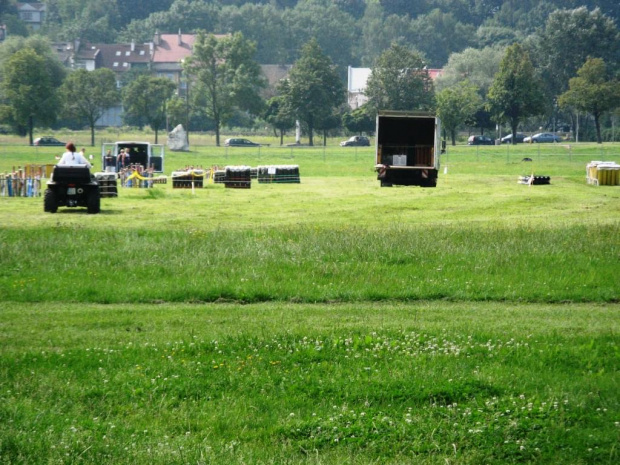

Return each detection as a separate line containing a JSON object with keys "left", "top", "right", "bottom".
{"left": 1, "top": 301, "right": 618, "bottom": 464}
{"left": 0, "top": 222, "right": 617, "bottom": 304}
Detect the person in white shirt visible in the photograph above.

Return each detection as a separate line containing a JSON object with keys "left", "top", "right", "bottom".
{"left": 58, "top": 142, "right": 92, "bottom": 168}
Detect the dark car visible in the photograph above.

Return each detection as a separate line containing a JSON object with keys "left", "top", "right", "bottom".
{"left": 33, "top": 136, "right": 65, "bottom": 146}
{"left": 340, "top": 135, "right": 370, "bottom": 147}
{"left": 467, "top": 135, "right": 494, "bottom": 146}
{"left": 224, "top": 138, "right": 260, "bottom": 147}
{"left": 501, "top": 133, "right": 525, "bottom": 144}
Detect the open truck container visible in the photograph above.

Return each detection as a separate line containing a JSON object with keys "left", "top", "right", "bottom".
{"left": 101, "top": 141, "right": 165, "bottom": 173}
{"left": 375, "top": 110, "right": 442, "bottom": 187}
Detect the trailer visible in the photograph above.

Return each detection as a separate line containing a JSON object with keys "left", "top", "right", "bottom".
{"left": 375, "top": 110, "right": 443, "bottom": 187}
{"left": 101, "top": 141, "right": 165, "bottom": 173}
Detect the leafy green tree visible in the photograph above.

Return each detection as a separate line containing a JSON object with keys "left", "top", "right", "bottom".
{"left": 280, "top": 38, "right": 344, "bottom": 146}
{"left": 45, "top": 0, "right": 120, "bottom": 43}
{"left": 284, "top": 0, "right": 356, "bottom": 70}
{"left": 0, "top": 35, "right": 66, "bottom": 86}
{"left": 115, "top": 0, "right": 173, "bottom": 26}
{"left": 219, "top": 3, "right": 290, "bottom": 65}
{"left": 410, "top": 9, "right": 476, "bottom": 67}
{"left": 559, "top": 58, "right": 620, "bottom": 144}
{"left": 379, "top": 0, "right": 429, "bottom": 17}
{"left": 121, "top": 0, "right": 220, "bottom": 43}
{"left": 436, "top": 46, "right": 505, "bottom": 96}
{"left": 60, "top": 68, "right": 119, "bottom": 146}
{"left": 436, "top": 80, "right": 482, "bottom": 145}
{"left": 0, "top": 44, "right": 65, "bottom": 142}
{"left": 359, "top": 5, "right": 414, "bottom": 66}
{"left": 365, "top": 43, "right": 435, "bottom": 112}
{"left": 487, "top": 43, "right": 545, "bottom": 144}
{"left": 315, "top": 109, "right": 343, "bottom": 147}
{"left": 342, "top": 105, "right": 375, "bottom": 135}
{"left": 122, "top": 75, "right": 176, "bottom": 144}
{"left": 334, "top": 0, "right": 367, "bottom": 18}
{"left": 531, "top": 7, "right": 620, "bottom": 99}
{"left": 263, "top": 92, "right": 295, "bottom": 146}
{"left": 186, "top": 31, "right": 265, "bottom": 146}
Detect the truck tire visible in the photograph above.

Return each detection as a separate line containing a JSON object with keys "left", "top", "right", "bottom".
{"left": 421, "top": 177, "right": 437, "bottom": 188}
{"left": 44, "top": 189, "right": 58, "bottom": 213}
{"left": 87, "top": 188, "right": 100, "bottom": 214}
{"left": 380, "top": 180, "right": 393, "bottom": 187}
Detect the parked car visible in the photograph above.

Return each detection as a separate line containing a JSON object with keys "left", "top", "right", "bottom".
{"left": 467, "top": 135, "right": 494, "bottom": 145}
{"left": 224, "top": 138, "right": 260, "bottom": 147}
{"left": 33, "top": 136, "right": 65, "bottom": 146}
{"left": 500, "top": 133, "right": 525, "bottom": 144}
{"left": 340, "top": 135, "right": 370, "bottom": 147}
{"left": 523, "top": 133, "right": 561, "bottom": 143}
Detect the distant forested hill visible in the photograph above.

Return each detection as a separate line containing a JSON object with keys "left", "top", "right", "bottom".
{"left": 2, "top": 0, "right": 618, "bottom": 68}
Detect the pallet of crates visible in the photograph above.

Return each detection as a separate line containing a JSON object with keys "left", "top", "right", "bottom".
{"left": 94, "top": 172, "right": 118, "bottom": 197}
{"left": 257, "top": 165, "right": 300, "bottom": 184}
{"left": 225, "top": 166, "right": 251, "bottom": 189}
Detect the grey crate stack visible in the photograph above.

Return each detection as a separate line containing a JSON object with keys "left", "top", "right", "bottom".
{"left": 95, "top": 173, "right": 118, "bottom": 197}
{"left": 257, "top": 165, "right": 300, "bottom": 184}
{"left": 171, "top": 170, "right": 204, "bottom": 188}
{"left": 225, "top": 166, "right": 251, "bottom": 189}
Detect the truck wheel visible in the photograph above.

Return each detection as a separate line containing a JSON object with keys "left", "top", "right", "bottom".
{"left": 380, "top": 180, "right": 393, "bottom": 187}
{"left": 421, "top": 178, "right": 437, "bottom": 188}
{"left": 44, "top": 189, "right": 58, "bottom": 213}
{"left": 87, "top": 188, "right": 100, "bottom": 214}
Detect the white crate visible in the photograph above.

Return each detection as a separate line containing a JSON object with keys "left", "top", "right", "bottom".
{"left": 392, "top": 155, "right": 407, "bottom": 166}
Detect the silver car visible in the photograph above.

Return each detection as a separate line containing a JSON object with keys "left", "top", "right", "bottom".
{"left": 523, "top": 133, "right": 561, "bottom": 143}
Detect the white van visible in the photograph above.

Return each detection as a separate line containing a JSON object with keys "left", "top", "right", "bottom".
{"left": 101, "top": 141, "right": 165, "bottom": 173}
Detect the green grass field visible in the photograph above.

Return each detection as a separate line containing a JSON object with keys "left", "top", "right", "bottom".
{"left": 1, "top": 137, "right": 619, "bottom": 464}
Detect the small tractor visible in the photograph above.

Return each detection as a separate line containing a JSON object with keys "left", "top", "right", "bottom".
{"left": 44, "top": 165, "right": 100, "bottom": 214}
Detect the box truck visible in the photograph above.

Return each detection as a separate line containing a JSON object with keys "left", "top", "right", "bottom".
{"left": 375, "top": 110, "right": 443, "bottom": 187}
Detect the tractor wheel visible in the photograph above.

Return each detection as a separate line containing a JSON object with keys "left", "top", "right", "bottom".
{"left": 87, "top": 188, "right": 100, "bottom": 214}
{"left": 44, "top": 189, "right": 58, "bottom": 213}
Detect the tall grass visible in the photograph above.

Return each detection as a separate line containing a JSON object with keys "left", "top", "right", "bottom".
{"left": 0, "top": 222, "right": 617, "bottom": 304}
{"left": 1, "top": 301, "right": 618, "bottom": 464}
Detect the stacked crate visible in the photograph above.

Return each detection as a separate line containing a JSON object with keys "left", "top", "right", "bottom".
{"left": 95, "top": 172, "right": 118, "bottom": 197}
{"left": 257, "top": 165, "right": 300, "bottom": 184}
{"left": 586, "top": 161, "right": 620, "bottom": 186}
{"left": 171, "top": 169, "right": 205, "bottom": 188}
{"left": 225, "top": 166, "right": 251, "bottom": 188}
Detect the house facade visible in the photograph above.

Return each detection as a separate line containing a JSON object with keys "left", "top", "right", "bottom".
{"left": 16, "top": 2, "right": 46, "bottom": 30}
{"left": 347, "top": 66, "right": 444, "bottom": 109}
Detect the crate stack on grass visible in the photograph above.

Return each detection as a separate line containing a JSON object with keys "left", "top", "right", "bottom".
{"left": 257, "top": 165, "right": 300, "bottom": 184}
{"left": 171, "top": 169, "right": 205, "bottom": 188}
{"left": 586, "top": 161, "right": 620, "bottom": 186}
{"left": 225, "top": 166, "right": 251, "bottom": 189}
{"left": 94, "top": 172, "right": 118, "bottom": 197}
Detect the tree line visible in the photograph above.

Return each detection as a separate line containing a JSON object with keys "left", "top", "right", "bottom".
{"left": 0, "top": 4, "right": 618, "bottom": 145}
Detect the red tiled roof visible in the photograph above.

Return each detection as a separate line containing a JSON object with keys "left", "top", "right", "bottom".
{"left": 152, "top": 34, "right": 195, "bottom": 63}
{"left": 152, "top": 33, "right": 229, "bottom": 64}
{"left": 427, "top": 69, "right": 443, "bottom": 80}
